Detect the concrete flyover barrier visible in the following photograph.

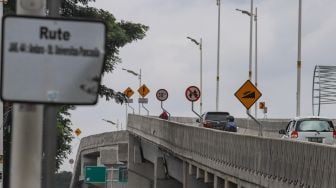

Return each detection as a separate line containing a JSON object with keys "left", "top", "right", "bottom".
{"left": 128, "top": 114, "right": 336, "bottom": 188}
{"left": 70, "top": 131, "right": 128, "bottom": 188}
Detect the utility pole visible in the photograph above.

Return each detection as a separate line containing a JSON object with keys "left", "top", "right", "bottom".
{"left": 10, "top": 1, "right": 46, "bottom": 188}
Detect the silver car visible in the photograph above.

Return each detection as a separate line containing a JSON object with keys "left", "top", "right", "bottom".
{"left": 279, "top": 116, "right": 336, "bottom": 145}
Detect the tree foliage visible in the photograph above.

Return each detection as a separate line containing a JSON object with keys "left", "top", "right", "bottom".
{"left": 56, "top": 0, "right": 148, "bottom": 170}
{"left": 4, "top": 0, "right": 148, "bottom": 170}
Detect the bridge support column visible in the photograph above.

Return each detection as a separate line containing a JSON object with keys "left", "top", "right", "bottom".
{"left": 128, "top": 135, "right": 154, "bottom": 188}
{"left": 214, "top": 176, "right": 225, "bottom": 188}
{"left": 80, "top": 154, "right": 101, "bottom": 188}
{"left": 154, "top": 157, "right": 182, "bottom": 188}
{"left": 80, "top": 154, "right": 97, "bottom": 181}
{"left": 183, "top": 162, "right": 212, "bottom": 188}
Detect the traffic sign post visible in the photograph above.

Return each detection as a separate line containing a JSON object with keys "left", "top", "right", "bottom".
{"left": 156, "top": 89, "right": 168, "bottom": 101}
{"left": 235, "top": 80, "right": 263, "bottom": 136}
{"left": 75, "top": 128, "right": 81, "bottom": 137}
{"left": 137, "top": 84, "right": 150, "bottom": 116}
{"left": 156, "top": 89, "right": 170, "bottom": 119}
{"left": 185, "top": 86, "right": 202, "bottom": 119}
{"left": 1, "top": 15, "right": 106, "bottom": 104}
{"left": 234, "top": 80, "right": 262, "bottom": 109}
{"left": 123, "top": 87, "right": 134, "bottom": 99}
{"left": 138, "top": 84, "right": 150, "bottom": 98}
{"left": 259, "top": 102, "right": 265, "bottom": 109}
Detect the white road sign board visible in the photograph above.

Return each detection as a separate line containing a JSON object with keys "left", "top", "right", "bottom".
{"left": 138, "top": 98, "right": 148, "bottom": 104}
{"left": 1, "top": 15, "right": 106, "bottom": 104}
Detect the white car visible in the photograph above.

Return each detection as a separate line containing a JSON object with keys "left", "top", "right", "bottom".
{"left": 279, "top": 116, "right": 336, "bottom": 145}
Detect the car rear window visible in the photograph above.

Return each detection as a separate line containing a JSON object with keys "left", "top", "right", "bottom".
{"left": 205, "top": 112, "right": 229, "bottom": 121}
{"left": 296, "top": 120, "right": 335, "bottom": 132}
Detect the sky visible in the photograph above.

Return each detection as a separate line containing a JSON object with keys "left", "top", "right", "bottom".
{"left": 62, "top": 0, "right": 336, "bottom": 171}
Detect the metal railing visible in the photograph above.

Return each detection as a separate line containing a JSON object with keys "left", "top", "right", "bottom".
{"left": 312, "top": 65, "right": 336, "bottom": 115}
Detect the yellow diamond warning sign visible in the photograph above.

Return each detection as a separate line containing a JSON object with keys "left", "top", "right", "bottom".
{"left": 123, "top": 87, "right": 134, "bottom": 98}
{"left": 75, "top": 128, "right": 82, "bottom": 137}
{"left": 138, "top": 84, "right": 150, "bottom": 97}
{"left": 235, "top": 80, "right": 262, "bottom": 109}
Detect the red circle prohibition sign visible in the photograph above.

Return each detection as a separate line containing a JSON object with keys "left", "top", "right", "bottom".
{"left": 185, "top": 86, "right": 201, "bottom": 102}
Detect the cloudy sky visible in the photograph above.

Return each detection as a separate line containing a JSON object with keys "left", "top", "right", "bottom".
{"left": 62, "top": 0, "right": 336, "bottom": 171}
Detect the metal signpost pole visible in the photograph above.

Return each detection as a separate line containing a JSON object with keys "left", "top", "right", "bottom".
{"left": 41, "top": 1, "right": 60, "bottom": 188}
{"left": 192, "top": 102, "right": 202, "bottom": 119}
{"left": 10, "top": 1, "right": 46, "bottom": 188}
{"left": 247, "top": 110, "right": 263, "bottom": 136}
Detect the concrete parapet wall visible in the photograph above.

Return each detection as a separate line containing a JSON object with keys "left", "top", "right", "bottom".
{"left": 128, "top": 114, "right": 336, "bottom": 188}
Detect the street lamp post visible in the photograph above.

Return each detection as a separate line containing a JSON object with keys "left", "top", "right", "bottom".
{"left": 216, "top": 0, "right": 221, "bottom": 111}
{"left": 102, "top": 119, "right": 120, "bottom": 130}
{"left": 236, "top": 1, "right": 253, "bottom": 81}
{"left": 187, "top": 36, "right": 203, "bottom": 114}
{"left": 297, "top": 0, "right": 302, "bottom": 117}
{"left": 249, "top": 0, "right": 253, "bottom": 81}
{"left": 254, "top": 7, "right": 258, "bottom": 118}
{"left": 122, "top": 68, "right": 142, "bottom": 114}
{"left": 236, "top": 5, "right": 259, "bottom": 118}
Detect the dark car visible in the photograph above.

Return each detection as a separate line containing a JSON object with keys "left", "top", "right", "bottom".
{"left": 197, "top": 111, "right": 230, "bottom": 130}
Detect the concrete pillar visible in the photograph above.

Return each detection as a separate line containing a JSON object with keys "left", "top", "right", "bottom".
{"left": 128, "top": 135, "right": 154, "bottom": 188}
{"left": 80, "top": 155, "right": 97, "bottom": 181}
{"left": 183, "top": 161, "right": 189, "bottom": 188}
{"left": 205, "top": 171, "right": 214, "bottom": 183}
{"left": 80, "top": 155, "right": 102, "bottom": 188}
{"left": 188, "top": 163, "right": 196, "bottom": 176}
{"left": 214, "top": 176, "right": 224, "bottom": 188}
{"left": 154, "top": 157, "right": 182, "bottom": 188}
{"left": 182, "top": 162, "right": 212, "bottom": 188}
{"left": 196, "top": 167, "right": 204, "bottom": 179}
{"left": 227, "top": 181, "right": 238, "bottom": 188}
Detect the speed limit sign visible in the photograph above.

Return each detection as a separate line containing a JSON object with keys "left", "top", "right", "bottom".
{"left": 156, "top": 89, "right": 168, "bottom": 101}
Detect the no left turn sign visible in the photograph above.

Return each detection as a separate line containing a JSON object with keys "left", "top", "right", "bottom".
{"left": 185, "top": 86, "right": 201, "bottom": 102}
{"left": 156, "top": 89, "right": 168, "bottom": 101}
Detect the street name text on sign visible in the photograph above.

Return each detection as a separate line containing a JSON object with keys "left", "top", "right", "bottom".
{"left": 1, "top": 15, "right": 106, "bottom": 104}
{"left": 234, "top": 80, "right": 262, "bottom": 109}
{"left": 156, "top": 89, "right": 168, "bottom": 101}
{"left": 185, "top": 86, "right": 201, "bottom": 102}
{"left": 138, "top": 84, "right": 150, "bottom": 98}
